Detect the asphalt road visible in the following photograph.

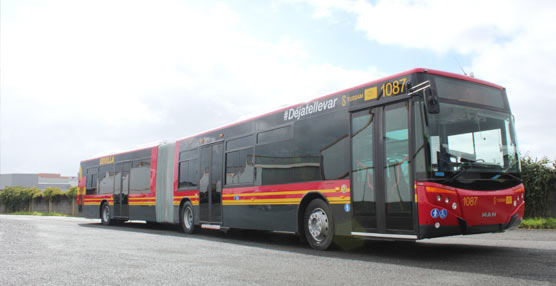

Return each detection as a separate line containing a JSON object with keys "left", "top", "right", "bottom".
{"left": 1, "top": 215, "right": 555, "bottom": 285}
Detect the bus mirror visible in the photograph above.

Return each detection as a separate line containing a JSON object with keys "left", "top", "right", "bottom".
{"left": 424, "top": 88, "right": 440, "bottom": 114}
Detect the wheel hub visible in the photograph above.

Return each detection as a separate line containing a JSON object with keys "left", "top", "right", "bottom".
{"left": 184, "top": 208, "right": 193, "bottom": 229}
{"left": 308, "top": 208, "right": 329, "bottom": 242}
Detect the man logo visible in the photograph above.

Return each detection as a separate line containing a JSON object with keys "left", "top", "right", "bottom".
{"left": 481, "top": 212, "right": 497, "bottom": 218}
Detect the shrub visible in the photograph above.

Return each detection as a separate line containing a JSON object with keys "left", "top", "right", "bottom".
{"left": 43, "top": 187, "right": 65, "bottom": 202}
{"left": 65, "top": 186, "right": 78, "bottom": 199}
{"left": 521, "top": 157, "right": 556, "bottom": 218}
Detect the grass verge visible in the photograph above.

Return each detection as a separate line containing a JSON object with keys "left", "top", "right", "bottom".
{"left": 519, "top": 217, "right": 556, "bottom": 229}
{"left": 5, "top": 211, "right": 74, "bottom": 217}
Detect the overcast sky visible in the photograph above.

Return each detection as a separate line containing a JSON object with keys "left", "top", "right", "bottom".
{"left": 1, "top": 0, "right": 555, "bottom": 176}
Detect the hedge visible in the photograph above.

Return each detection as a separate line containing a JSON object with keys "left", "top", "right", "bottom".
{"left": 0, "top": 186, "right": 77, "bottom": 212}
{"left": 521, "top": 157, "right": 556, "bottom": 218}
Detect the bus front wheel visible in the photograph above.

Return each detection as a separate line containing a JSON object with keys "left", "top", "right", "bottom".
{"left": 304, "top": 199, "right": 334, "bottom": 250}
{"left": 180, "top": 201, "right": 196, "bottom": 234}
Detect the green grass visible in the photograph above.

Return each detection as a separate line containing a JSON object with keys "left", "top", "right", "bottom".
{"left": 5, "top": 211, "right": 74, "bottom": 217}
{"left": 519, "top": 217, "right": 556, "bottom": 229}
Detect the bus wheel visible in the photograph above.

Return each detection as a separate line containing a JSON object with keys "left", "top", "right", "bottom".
{"left": 180, "top": 201, "right": 196, "bottom": 234}
{"left": 304, "top": 199, "right": 334, "bottom": 250}
{"left": 100, "top": 203, "right": 111, "bottom": 225}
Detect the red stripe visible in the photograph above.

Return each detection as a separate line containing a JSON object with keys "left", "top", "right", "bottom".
{"left": 426, "top": 69, "right": 504, "bottom": 90}
{"left": 175, "top": 190, "right": 199, "bottom": 196}
{"left": 223, "top": 180, "right": 349, "bottom": 196}
{"left": 82, "top": 146, "right": 158, "bottom": 163}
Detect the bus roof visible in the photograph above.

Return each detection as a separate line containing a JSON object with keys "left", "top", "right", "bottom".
{"left": 175, "top": 68, "right": 504, "bottom": 143}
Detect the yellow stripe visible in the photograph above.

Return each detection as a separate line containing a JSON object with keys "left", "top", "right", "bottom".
{"left": 222, "top": 188, "right": 350, "bottom": 198}
{"left": 129, "top": 202, "right": 156, "bottom": 206}
{"left": 83, "top": 201, "right": 114, "bottom": 206}
{"left": 330, "top": 200, "right": 350, "bottom": 204}
{"left": 172, "top": 196, "right": 200, "bottom": 206}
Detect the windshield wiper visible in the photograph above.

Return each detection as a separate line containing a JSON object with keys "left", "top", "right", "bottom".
{"left": 490, "top": 171, "right": 522, "bottom": 182}
{"left": 442, "top": 162, "right": 471, "bottom": 183}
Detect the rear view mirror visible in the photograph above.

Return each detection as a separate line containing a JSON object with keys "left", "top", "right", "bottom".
{"left": 424, "top": 88, "right": 440, "bottom": 114}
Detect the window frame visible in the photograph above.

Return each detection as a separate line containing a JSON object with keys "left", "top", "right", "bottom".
{"left": 225, "top": 133, "right": 256, "bottom": 186}
{"left": 130, "top": 157, "right": 151, "bottom": 194}
{"left": 256, "top": 124, "right": 293, "bottom": 145}
{"left": 177, "top": 148, "right": 199, "bottom": 191}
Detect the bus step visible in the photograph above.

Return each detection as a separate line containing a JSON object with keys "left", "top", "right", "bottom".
{"left": 201, "top": 224, "right": 221, "bottom": 230}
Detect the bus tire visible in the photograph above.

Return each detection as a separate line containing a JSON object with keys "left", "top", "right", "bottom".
{"left": 304, "top": 199, "right": 334, "bottom": 250}
{"left": 100, "top": 203, "right": 111, "bottom": 225}
{"left": 180, "top": 201, "right": 196, "bottom": 234}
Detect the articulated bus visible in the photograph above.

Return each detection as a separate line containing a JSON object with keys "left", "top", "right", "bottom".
{"left": 77, "top": 68, "right": 524, "bottom": 250}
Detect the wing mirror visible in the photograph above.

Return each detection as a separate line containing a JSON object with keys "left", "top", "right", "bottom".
{"left": 424, "top": 88, "right": 440, "bottom": 114}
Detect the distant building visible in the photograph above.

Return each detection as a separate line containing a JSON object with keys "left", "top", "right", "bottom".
{"left": 0, "top": 173, "right": 77, "bottom": 190}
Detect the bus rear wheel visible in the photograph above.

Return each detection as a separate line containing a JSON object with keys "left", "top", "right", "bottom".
{"left": 100, "top": 203, "right": 111, "bottom": 225}
{"left": 180, "top": 201, "right": 196, "bottom": 234}
{"left": 304, "top": 199, "right": 334, "bottom": 250}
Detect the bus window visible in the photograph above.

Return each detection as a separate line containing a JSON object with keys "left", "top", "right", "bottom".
{"left": 86, "top": 166, "right": 98, "bottom": 195}
{"left": 98, "top": 164, "right": 114, "bottom": 195}
{"left": 225, "top": 148, "right": 254, "bottom": 184}
{"left": 257, "top": 125, "right": 292, "bottom": 145}
{"left": 130, "top": 159, "right": 150, "bottom": 193}
{"left": 179, "top": 159, "right": 199, "bottom": 188}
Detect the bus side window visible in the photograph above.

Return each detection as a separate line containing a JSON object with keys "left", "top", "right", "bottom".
{"left": 130, "top": 159, "right": 151, "bottom": 193}
{"left": 178, "top": 149, "right": 199, "bottom": 189}
{"left": 86, "top": 167, "right": 98, "bottom": 195}
{"left": 225, "top": 135, "right": 254, "bottom": 185}
{"left": 98, "top": 164, "right": 115, "bottom": 195}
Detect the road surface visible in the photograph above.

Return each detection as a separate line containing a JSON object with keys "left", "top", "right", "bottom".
{"left": 1, "top": 215, "right": 555, "bottom": 285}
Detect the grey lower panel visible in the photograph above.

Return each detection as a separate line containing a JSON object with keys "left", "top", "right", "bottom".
{"left": 130, "top": 206, "right": 156, "bottom": 222}
{"left": 330, "top": 204, "right": 352, "bottom": 236}
{"left": 222, "top": 205, "right": 297, "bottom": 232}
{"left": 79, "top": 205, "right": 99, "bottom": 219}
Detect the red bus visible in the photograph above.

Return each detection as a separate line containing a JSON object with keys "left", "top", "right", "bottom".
{"left": 77, "top": 68, "right": 524, "bottom": 250}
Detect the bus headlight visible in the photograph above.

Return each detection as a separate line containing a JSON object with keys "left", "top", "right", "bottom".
{"left": 437, "top": 195, "right": 442, "bottom": 202}
{"left": 445, "top": 197, "right": 450, "bottom": 204}
{"left": 452, "top": 202, "right": 457, "bottom": 210}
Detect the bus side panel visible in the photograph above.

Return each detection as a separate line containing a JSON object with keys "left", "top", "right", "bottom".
{"left": 81, "top": 205, "right": 100, "bottom": 219}
{"left": 331, "top": 204, "right": 352, "bottom": 236}
{"left": 128, "top": 193, "right": 156, "bottom": 221}
{"left": 222, "top": 180, "right": 350, "bottom": 234}
{"left": 129, "top": 206, "right": 156, "bottom": 222}
{"left": 223, "top": 205, "right": 297, "bottom": 232}
{"left": 81, "top": 195, "right": 113, "bottom": 219}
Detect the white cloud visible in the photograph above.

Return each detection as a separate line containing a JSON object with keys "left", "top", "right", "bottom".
{"left": 299, "top": 0, "right": 556, "bottom": 160}
{"left": 0, "top": 0, "right": 380, "bottom": 175}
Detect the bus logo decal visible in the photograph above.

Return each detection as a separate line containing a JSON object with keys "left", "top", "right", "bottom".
{"left": 283, "top": 98, "right": 338, "bottom": 121}
{"left": 481, "top": 212, "right": 497, "bottom": 218}
{"left": 344, "top": 203, "right": 350, "bottom": 213}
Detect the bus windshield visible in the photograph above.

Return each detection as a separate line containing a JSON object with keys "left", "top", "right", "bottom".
{"left": 426, "top": 100, "right": 520, "bottom": 184}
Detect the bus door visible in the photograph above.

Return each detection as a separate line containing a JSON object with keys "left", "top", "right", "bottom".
{"left": 113, "top": 161, "right": 131, "bottom": 218}
{"left": 199, "top": 142, "right": 223, "bottom": 224}
{"left": 350, "top": 100, "right": 415, "bottom": 237}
